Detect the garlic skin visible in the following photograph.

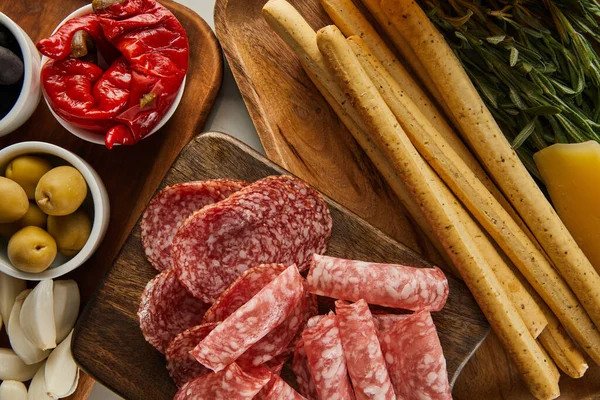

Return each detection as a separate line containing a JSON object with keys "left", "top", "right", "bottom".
{"left": 8, "top": 290, "right": 51, "bottom": 365}
{"left": 27, "top": 362, "right": 53, "bottom": 400}
{"left": 0, "top": 348, "right": 42, "bottom": 381}
{"left": 0, "top": 380, "right": 27, "bottom": 400}
{"left": 0, "top": 271, "right": 26, "bottom": 327}
{"left": 19, "top": 280, "right": 56, "bottom": 351}
{"left": 53, "top": 280, "right": 80, "bottom": 343}
{"left": 44, "top": 330, "right": 78, "bottom": 399}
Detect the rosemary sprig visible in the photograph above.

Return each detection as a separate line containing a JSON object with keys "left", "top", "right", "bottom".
{"left": 420, "top": 0, "right": 600, "bottom": 178}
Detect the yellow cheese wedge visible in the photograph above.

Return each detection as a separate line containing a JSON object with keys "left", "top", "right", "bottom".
{"left": 534, "top": 141, "right": 600, "bottom": 274}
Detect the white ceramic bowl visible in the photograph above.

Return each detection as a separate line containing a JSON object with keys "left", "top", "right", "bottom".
{"left": 0, "top": 142, "right": 110, "bottom": 280}
{"left": 41, "top": 4, "right": 186, "bottom": 146}
{"left": 0, "top": 12, "right": 42, "bottom": 137}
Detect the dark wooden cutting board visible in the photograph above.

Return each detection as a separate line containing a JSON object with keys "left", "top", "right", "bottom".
{"left": 73, "top": 132, "right": 488, "bottom": 400}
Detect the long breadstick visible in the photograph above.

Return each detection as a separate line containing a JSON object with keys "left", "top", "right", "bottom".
{"left": 348, "top": 35, "right": 600, "bottom": 358}
{"left": 262, "top": 0, "right": 546, "bottom": 338}
{"left": 382, "top": 0, "right": 600, "bottom": 334}
{"left": 316, "top": 24, "right": 559, "bottom": 400}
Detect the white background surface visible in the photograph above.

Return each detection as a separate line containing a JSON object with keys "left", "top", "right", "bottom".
{"left": 89, "top": 0, "right": 261, "bottom": 398}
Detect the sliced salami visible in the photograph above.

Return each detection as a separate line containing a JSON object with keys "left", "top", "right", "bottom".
{"left": 292, "top": 339, "right": 319, "bottom": 400}
{"left": 202, "top": 264, "right": 287, "bottom": 323}
{"left": 173, "top": 175, "right": 332, "bottom": 302}
{"left": 286, "top": 291, "right": 319, "bottom": 354}
{"left": 138, "top": 269, "right": 209, "bottom": 353}
{"left": 379, "top": 310, "right": 452, "bottom": 400}
{"left": 255, "top": 374, "right": 307, "bottom": 400}
{"left": 372, "top": 313, "right": 411, "bottom": 334}
{"left": 301, "top": 312, "right": 355, "bottom": 400}
{"left": 335, "top": 300, "right": 396, "bottom": 400}
{"left": 191, "top": 265, "right": 305, "bottom": 372}
{"left": 307, "top": 254, "right": 449, "bottom": 311}
{"left": 173, "top": 362, "right": 271, "bottom": 400}
{"left": 141, "top": 179, "right": 247, "bottom": 272}
{"left": 166, "top": 323, "right": 218, "bottom": 388}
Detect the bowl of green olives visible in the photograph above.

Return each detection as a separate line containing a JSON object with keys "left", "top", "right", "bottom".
{"left": 0, "top": 12, "right": 41, "bottom": 136}
{"left": 0, "top": 141, "right": 109, "bottom": 280}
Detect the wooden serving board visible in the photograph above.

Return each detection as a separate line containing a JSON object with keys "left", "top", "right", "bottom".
{"left": 73, "top": 132, "right": 488, "bottom": 399}
{"left": 0, "top": 1, "right": 222, "bottom": 399}
{"left": 213, "top": 0, "right": 600, "bottom": 398}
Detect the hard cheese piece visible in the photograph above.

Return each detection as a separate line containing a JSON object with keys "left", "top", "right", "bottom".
{"left": 307, "top": 254, "right": 448, "bottom": 311}
{"left": 173, "top": 363, "right": 270, "bottom": 400}
{"left": 192, "top": 265, "right": 304, "bottom": 372}
{"left": 302, "top": 313, "right": 356, "bottom": 400}
{"left": 534, "top": 141, "right": 600, "bottom": 274}
{"left": 335, "top": 300, "right": 396, "bottom": 400}
{"left": 379, "top": 310, "right": 451, "bottom": 400}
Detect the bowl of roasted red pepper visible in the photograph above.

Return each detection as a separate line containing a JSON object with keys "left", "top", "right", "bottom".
{"left": 36, "top": 0, "right": 189, "bottom": 149}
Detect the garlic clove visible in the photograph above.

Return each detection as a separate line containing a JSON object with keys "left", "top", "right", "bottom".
{"left": 0, "top": 271, "right": 26, "bottom": 327}
{"left": 19, "top": 280, "right": 56, "bottom": 351}
{"left": 60, "top": 367, "right": 80, "bottom": 398}
{"left": 27, "top": 362, "right": 53, "bottom": 400}
{"left": 53, "top": 280, "right": 80, "bottom": 344}
{"left": 44, "top": 330, "right": 77, "bottom": 399}
{"left": 0, "top": 348, "right": 43, "bottom": 381}
{"left": 9, "top": 290, "right": 51, "bottom": 365}
{"left": 0, "top": 380, "right": 28, "bottom": 400}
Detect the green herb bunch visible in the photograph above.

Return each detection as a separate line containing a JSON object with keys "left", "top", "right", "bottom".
{"left": 420, "top": 0, "right": 600, "bottom": 178}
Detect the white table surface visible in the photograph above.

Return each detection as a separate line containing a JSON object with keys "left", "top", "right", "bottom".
{"left": 89, "top": 0, "right": 261, "bottom": 398}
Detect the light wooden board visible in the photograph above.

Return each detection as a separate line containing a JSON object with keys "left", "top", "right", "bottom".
{"left": 73, "top": 132, "right": 488, "bottom": 399}
{"left": 213, "top": 0, "right": 600, "bottom": 398}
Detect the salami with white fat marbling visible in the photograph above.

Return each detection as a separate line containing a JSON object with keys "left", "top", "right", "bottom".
{"left": 138, "top": 269, "right": 209, "bottom": 353}
{"left": 256, "top": 374, "right": 307, "bottom": 400}
{"left": 292, "top": 339, "right": 319, "bottom": 400}
{"left": 173, "top": 175, "right": 332, "bottom": 302}
{"left": 141, "top": 180, "right": 247, "bottom": 272}
{"left": 191, "top": 265, "right": 305, "bottom": 372}
{"left": 379, "top": 310, "right": 452, "bottom": 400}
{"left": 166, "top": 323, "right": 217, "bottom": 388}
{"left": 335, "top": 300, "right": 396, "bottom": 400}
{"left": 307, "top": 254, "right": 448, "bottom": 311}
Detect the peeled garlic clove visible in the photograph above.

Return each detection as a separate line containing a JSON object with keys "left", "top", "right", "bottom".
{"left": 53, "top": 280, "right": 80, "bottom": 343}
{"left": 9, "top": 290, "right": 51, "bottom": 365}
{"left": 0, "top": 380, "right": 27, "bottom": 400}
{"left": 20, "top": 280, "right": 56, "bottom": 350}
{"left": 45, "top": 330, "right": 77, "bottom": 398}
{"left": 0, "top": 348, "right": 42, "bottom": 381}
{"left": 28, "top": 362, "right": 53, "bottom": 400}
{"left": 61, "top": 367, "right": 80, "bottom": 398}
{"left": 0, "top": 271, "right": 26, "bottom": 327}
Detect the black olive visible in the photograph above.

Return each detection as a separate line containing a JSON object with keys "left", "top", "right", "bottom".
{"left": 0, "top": 46, "right": 24, "bottom": 86}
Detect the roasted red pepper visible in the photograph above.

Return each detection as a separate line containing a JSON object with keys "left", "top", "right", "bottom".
{"left": 40, "top": 57, "right": 131, "bottom": 132}
{"left": 37, "top": 0, "right": 188, "bottom": 149}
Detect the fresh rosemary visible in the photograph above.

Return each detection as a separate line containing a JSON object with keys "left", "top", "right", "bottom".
{"left": 419, "top": 0, "right": 600, "bottom": 178}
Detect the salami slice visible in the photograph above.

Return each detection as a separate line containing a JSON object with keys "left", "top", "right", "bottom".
{"left": 256, "top": 374, "right": 307, "bottom": 400}
{"left": 286, "top": 292, "right": 319, "bottom": 354}
{"left": 166, "top": 323, "right": 217, "bottom": 388}
{"left": 379, "top": 310, "right": 452, "bottom": 400}
{"left": 202, "top": 264, "right": 287, "bottom": 323}
{"left": 173, "top": 362, "right": 271, "bottom": 400}
{"left": 138, "top": 269, "right": 209, "bottom": 353}
{"left": 335, "top": 300, "right": 396, "bottom": 400}
{"left": 301, "top": 312, "right": 355, "bottom": 400}
{"left": 173, "top": 175, "right": 332, "bottom": 302}
{"left": 292, "top": 339, "right": 319, "bottom": 400}
{"left": 191, "top": 265, "right": 305, "bottom": 372}
{"left": 141, "top": 179, "right": 247, "bottom": 272}
{"left": 372, "top": 314, "right": 411, "bottom": 334}
{"left": 307, "top": 254, "right": 449, "bottom": 311}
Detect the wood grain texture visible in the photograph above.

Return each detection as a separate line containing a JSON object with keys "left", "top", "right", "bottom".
{"left": 213, "top": 0, "right": 600, "bottom": 398}
{"left": 0, "top": 1, "right": 222, "bottom": 398}
{"left": 74, "top": 132, "right": 488, "bottom": 400}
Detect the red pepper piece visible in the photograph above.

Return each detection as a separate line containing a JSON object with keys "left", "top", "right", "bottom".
{"left": 41, "top": 57, "right": 131, "bottom": 133}
{"left": 37, "top": 14, "right": 119, "bottom": 64}
{"left": 96, "top": 0, "right": 188, "bottom": 147}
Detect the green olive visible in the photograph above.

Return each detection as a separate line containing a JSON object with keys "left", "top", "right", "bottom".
{"left": 35, "top": 166, "right": 87, "bottom": 216}
{"left": 47, "top": 209, "right": 92, "bottom": 257}
{"left": 5, "top": 156, "right": 53, "bottom": 199}
{"left": 0, "top": 177, "right": 29, "bottom": 223}
{"left": 16, "top": 202, "right": 47, "bottom": 229}
{"left": 7, "top": 226, "right": 57, "bottom": 273}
